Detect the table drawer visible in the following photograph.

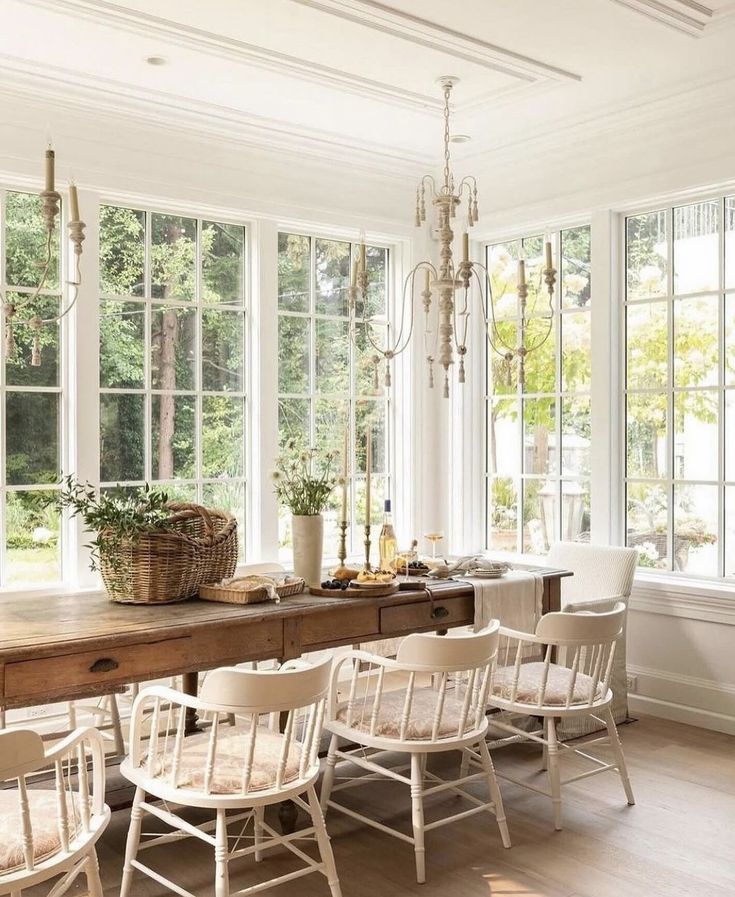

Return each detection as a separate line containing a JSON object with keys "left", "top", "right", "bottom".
{"left": 4, "top": 636, "right": 192, "bottom": 701}
{"left": 380, "top": 595, "right": 473, "bottom": 634}
{"left": 302, "top": 605, "right": 379, "bottom": 648}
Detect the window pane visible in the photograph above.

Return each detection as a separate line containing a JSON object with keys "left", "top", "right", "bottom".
{"left": 100, "top": 205, "right": 144, "bottom": 296}
{"left": 726, "top": 391, "right": 735, "bottom": 483}
{"left": 674, "top": 391, "right": 718, "bottom": 481}
{"left": 363, "top": 245, "right": 388, "bottom": 318}
{"left": 627, "top": 394, "right": 667, "bottom": 479}
{"left": 562, "top": 397, "right": 591, "bottom": 477}
{"left": 523, "top": 479, "right": 555, "bottom": 554}
{"left": 726, "top": 197, "right": 735, "bottom": 291}
{"left": 278, "top": 233, "right": 310, "bottom": 312}
{"left": 726, "top": 295, "right": 735, "bottom": 387}
{"left": 355, "top": 400, "right": 387, "bottom": 474}
{"left": 316, "top": 399, "right": 348, "bottom": 461}
{"left": 626, "top": 302, "right": 667, "bottom": 389}
{"left": 487, "top": 241, "right": 518, "bottom": 319}
{"left": 523, "top": 316, "right": 555, "bottom": 394}
{"left": 6, "top": 392, "right": 59, "bottom": 485}
{"left": 674, "top": 484, "right": 718, "bottom": 576}
{"left": 674, "top": 200, "right": 719, "bottom": 295}
{"left": 355, "top": 321, "right": 386, "bottom": 395}
{"left": 561, "top": 310, "right": 590, "bottom": 392}
{"left": 278, "top": 397, "right": 310, "bottom": 450}
{"left": 523, "top": 398, "right": 556, "bottom": 475}
{"left": 278, "top": 316, "right": 309, "bottom": 394}
{"left": 5, "top": 294, "right": 59, "bottom": 387}
{"left": 202, "top": 396, "right": 243, "bottom": 477}
{"left": 522, "top": 234, "right": 549, "bottom": 317}
{"left": 5, "top": 191, "right": 60, "bottom": 289}
{"left": 488, "top": 399, "right": 520, "bottom": 476}
{"left": 561, "top": 480, "right": 590, "bottom": 542}
{"left": 100, "top": 394, "right": 144, "bottom": 482}
{"left": 726, "top": 487, "right": 735, "bottom": 578}
{"left": 100, "top": 301, "right": 145, "bottom": 388}
{"left": 316, "top": 319, "right": 349, "bottom": 393}
{"left": 151, "top": 307, "right": 196, "bottom": 391}
{"left": 5, "top": 490, "right": 60, "bottom": 585}
{"left": 202, "top": 221, "right": 244, "bottom": 305}
{"left": 488, "top": 477, "right": 518, "bottom": 552}
{"left": 152, "top": 395, "right": 195, "bottom": 480}
{"left": 151, "top": 213, "right": 196, "bottom": 300}
{"left": 561, "top": 226, "right": 591, "bottom": 308}
{"left": 487, "top": 319, "right": 517, "bottom": 395}
{"left": 202, "top": 480, "right": 245, "bottom": 557}
{"left": 315, "top": 238, "right": 350, "bottom": 316}
{"left": 626, "top": 211, "right": 667, "bottom": 300}
{"left": 202, "top": 309, "right": 243, "bottom": 392}
{"left": 626, "top": 482, "right": 668, "bottom": 568}
{"left": 674, "top": 295, "right": 718, "bottom": 388}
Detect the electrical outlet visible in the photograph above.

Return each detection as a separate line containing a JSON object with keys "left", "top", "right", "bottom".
{"left": 26, "top": 706, "right": 50, "bottom": 719}
{"left": 626, "top": 674, "right": 638, "bottom": 693}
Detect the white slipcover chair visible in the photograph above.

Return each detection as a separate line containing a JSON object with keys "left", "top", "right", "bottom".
{"left": 547, "top": 541, "right": 637, "bottom": 737}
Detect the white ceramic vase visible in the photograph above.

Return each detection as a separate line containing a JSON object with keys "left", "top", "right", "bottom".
{"left": 291, "top": 514, "right": 324, "bottom": 588}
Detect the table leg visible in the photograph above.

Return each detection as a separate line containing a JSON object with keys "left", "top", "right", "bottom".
{"left": 182, "top": 671, "right": 202, "bottom": 735}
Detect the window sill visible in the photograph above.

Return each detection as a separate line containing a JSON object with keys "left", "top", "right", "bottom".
{"left": 630, "top": 571, "right": 735, "bottom": 625}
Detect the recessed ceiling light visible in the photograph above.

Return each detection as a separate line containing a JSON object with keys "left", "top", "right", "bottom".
{"left": 450, "top": 134, "right": 472, "bottom": 144}
{"left": 145, "top": 55, "right": 168, "bottom": 66}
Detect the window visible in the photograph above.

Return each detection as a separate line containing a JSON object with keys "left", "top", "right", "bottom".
{"left": 485, "top": 226, "right": 591, "bottom": 554}
{"left": 625, "top": 197, "right": 735, "bottom": 578}
{"left": 99, "top": 205, "right": 247, "bottom": 555}
{"left": 277, "top": 232, "right": 391, "bottom": 560}
{"left": 1, "top": 191, "right": 63, "bottom": 586}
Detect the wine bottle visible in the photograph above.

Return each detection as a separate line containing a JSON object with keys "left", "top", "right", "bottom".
{"left": 378, "top": 499, "right": 398, "bottom": 572}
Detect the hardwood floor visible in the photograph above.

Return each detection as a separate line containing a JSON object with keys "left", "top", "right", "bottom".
{"left": 85, "top": 715, "right": 733, "bottom": 897}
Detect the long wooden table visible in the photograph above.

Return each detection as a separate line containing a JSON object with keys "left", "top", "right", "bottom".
{"left": 0, "top": 569, "right": 569, "bottom": 712}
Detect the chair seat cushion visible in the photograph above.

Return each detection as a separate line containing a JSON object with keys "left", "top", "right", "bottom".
{"left": 0, "top": 789, "right": 81, "bottom": 873}
{"left": 492, "top": 662, "right": 604, "bottom": 706}
{"left": 335, "top": 687, "right": 477, "bottom": 741}
{"left": 143, "top": 725, "right": 302, "bottom": 794}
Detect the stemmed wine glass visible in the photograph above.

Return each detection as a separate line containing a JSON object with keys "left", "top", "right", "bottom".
{"left": 424, "top": 531, "right": 444, "bottom": 561}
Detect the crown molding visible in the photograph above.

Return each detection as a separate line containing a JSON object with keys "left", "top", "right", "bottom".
{"left": 288, "top": 0, "right": 582, "bottom": 84}
{"left": 609, "top": 0, "right": 716, "bottom": 36}
{"left": 0, "top": 55, "right": 430, "bottom": 180}
{"left": 20, "top": 0, "right": 444, "bottom": 113}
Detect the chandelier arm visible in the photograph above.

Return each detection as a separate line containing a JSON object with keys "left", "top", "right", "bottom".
{"left": 10, "top": 229, "right": 55, "bottom": 314}
{"left": 523, "top": 315, "right": 554, "bottom": 353}
{"left": 473, "top": 265, "right": 515, "bottom": 356}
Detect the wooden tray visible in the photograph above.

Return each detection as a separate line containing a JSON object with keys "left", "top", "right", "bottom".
{"left": 309, "top": 582, "right": 400, "bottom": 599}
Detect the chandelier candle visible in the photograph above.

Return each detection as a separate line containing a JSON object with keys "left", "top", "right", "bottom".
{"left": 364, "top": 423, "right": 372, "bottom": 571}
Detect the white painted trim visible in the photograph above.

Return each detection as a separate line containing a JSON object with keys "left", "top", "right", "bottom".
{"left": 288, "top": 0, "right": 581, "bottom": 83}
{"left": 628, "top": 693, "right": 735, "bottom": 735}
{"left": 609, "top": 0, "right": 713, "bottom": 37}
{"left": 630, "top": 576, "right": 735, "bottom": 625}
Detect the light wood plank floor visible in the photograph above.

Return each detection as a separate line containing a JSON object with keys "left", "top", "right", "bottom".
{"left": 80, "top": 715, "right": 734, "bottom": 897}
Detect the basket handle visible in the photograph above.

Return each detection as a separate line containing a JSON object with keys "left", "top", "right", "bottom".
{"left": 167, "top": 502, "right": 215, "bottom": 538}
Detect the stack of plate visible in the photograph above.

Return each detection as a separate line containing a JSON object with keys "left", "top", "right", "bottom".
{"left": 467, "top": 563, "right": 510, "bottom": 579}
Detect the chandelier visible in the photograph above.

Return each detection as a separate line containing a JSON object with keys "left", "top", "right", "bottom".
{"left": 3, "top": 144, "right": 86, "bottom": 366}
{"left": 349, "top": 76, "right": 556, "bottom": 397}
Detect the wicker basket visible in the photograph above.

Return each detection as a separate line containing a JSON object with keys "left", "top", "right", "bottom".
{"left": 199, "top": 576, "right": 305, "bottom": 605}
{"left": 100, "top": 502, "right": 238, "bottom": 605}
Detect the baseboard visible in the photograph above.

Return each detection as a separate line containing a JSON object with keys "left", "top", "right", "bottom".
{"left": 628, "top": 693, "right": 735, "bottom": 736}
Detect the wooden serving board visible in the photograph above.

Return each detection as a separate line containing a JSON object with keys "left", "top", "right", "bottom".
{"left": 309, "top": 582, "right": 400, "bottom": 599}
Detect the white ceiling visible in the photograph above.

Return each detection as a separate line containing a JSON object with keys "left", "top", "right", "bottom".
{"left": 1, "top": 0, "right": 735, "bottom": 176}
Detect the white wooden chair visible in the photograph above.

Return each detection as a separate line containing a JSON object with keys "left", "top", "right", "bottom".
{"left": 547, "top": 541, "right": 638, "bottom": 735}
{"left": 0, "top": 726, "right": 109, "bottom": 897}
{"left": 320, "top": 624, "right": 510, "bottom": 885}
{"left": 483, "top": 603, "right": 635, "bottom": 830}
{"left": 119, "top": 656, "right": 341, "bottom": 897}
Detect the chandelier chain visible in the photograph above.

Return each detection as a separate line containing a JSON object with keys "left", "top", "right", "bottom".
{"left": 443, "top": 83, "right": 451, "bottom": 190}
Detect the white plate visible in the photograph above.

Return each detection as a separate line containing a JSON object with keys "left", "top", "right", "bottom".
{"left": 469, "top": 569, "right": 508, "bottom": 579}
{"left": 352, "top": 579, "right": 397, "bottom": 589}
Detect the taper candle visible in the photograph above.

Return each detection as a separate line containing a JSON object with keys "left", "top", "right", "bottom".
{"left": 424, "top": 268, "right": 430, "bottom": 294}
{"left": 341, "top": 424, "right": 349, "bottom": 523}
{"left": 365, "top": 424, "right": 371, "bottom": 528}
{"left": 360, "top": 241, "right": 366, "bottom": 272}
{"left": 69, "top": 182, "right": 80, "bottom": 222}
{"left": 351, "top": 259, "right": 358, "bottom": 288}
{"left": 545, "top": 239, "right": 553, "bottom": 271}
{"left": 518, "top": 258, "right": 526, "bottom": 288}
{"left": 462, "top": 231, "right": 469, "bottom": 264}
{"left": 45, "top": 147, "right": 55, "bottom": 192}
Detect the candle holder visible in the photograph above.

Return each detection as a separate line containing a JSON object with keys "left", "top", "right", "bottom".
{"left": 329, "top": 520, "right": 353, "bottom": 581}
{"left": 363, "top": 524, "right": 372, "bottom": 572}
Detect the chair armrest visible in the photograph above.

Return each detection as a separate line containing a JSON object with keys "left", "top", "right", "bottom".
{"left": 564, "top": 594, "right": 627, "bottom": 614}
{"left": 498, "top": 626, "right": 542, "bottom": 644}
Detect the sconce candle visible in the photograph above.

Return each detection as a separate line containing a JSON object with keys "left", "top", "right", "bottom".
{"left": 44, "top": 147, "right": 55, "bottom": 192}
{"left": 69, "top": 182, "right": 80, "bottom": 222}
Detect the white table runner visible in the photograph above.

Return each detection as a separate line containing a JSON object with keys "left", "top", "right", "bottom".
{"left": 471, "top": 569, "right": 544, "bottom": 634}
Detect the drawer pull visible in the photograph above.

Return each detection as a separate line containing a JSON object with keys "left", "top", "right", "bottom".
{"left": 431, "top": 606, "right": 449, "bottom": 619}
{"left": 89, "top": 657, "right": 119, "bottom": 673}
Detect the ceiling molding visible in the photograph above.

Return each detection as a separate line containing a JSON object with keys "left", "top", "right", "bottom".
{"left": 609, "top": 0, "right": 716, "bottom": 36}
{"left": 21, "top": 0, "right": 445, "bottom": 113}
{"left": 0, "top": 55, "right": 430, "bottom": 179}
{"left": 288, "top": 0, "right": 582, "bottom": 83}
